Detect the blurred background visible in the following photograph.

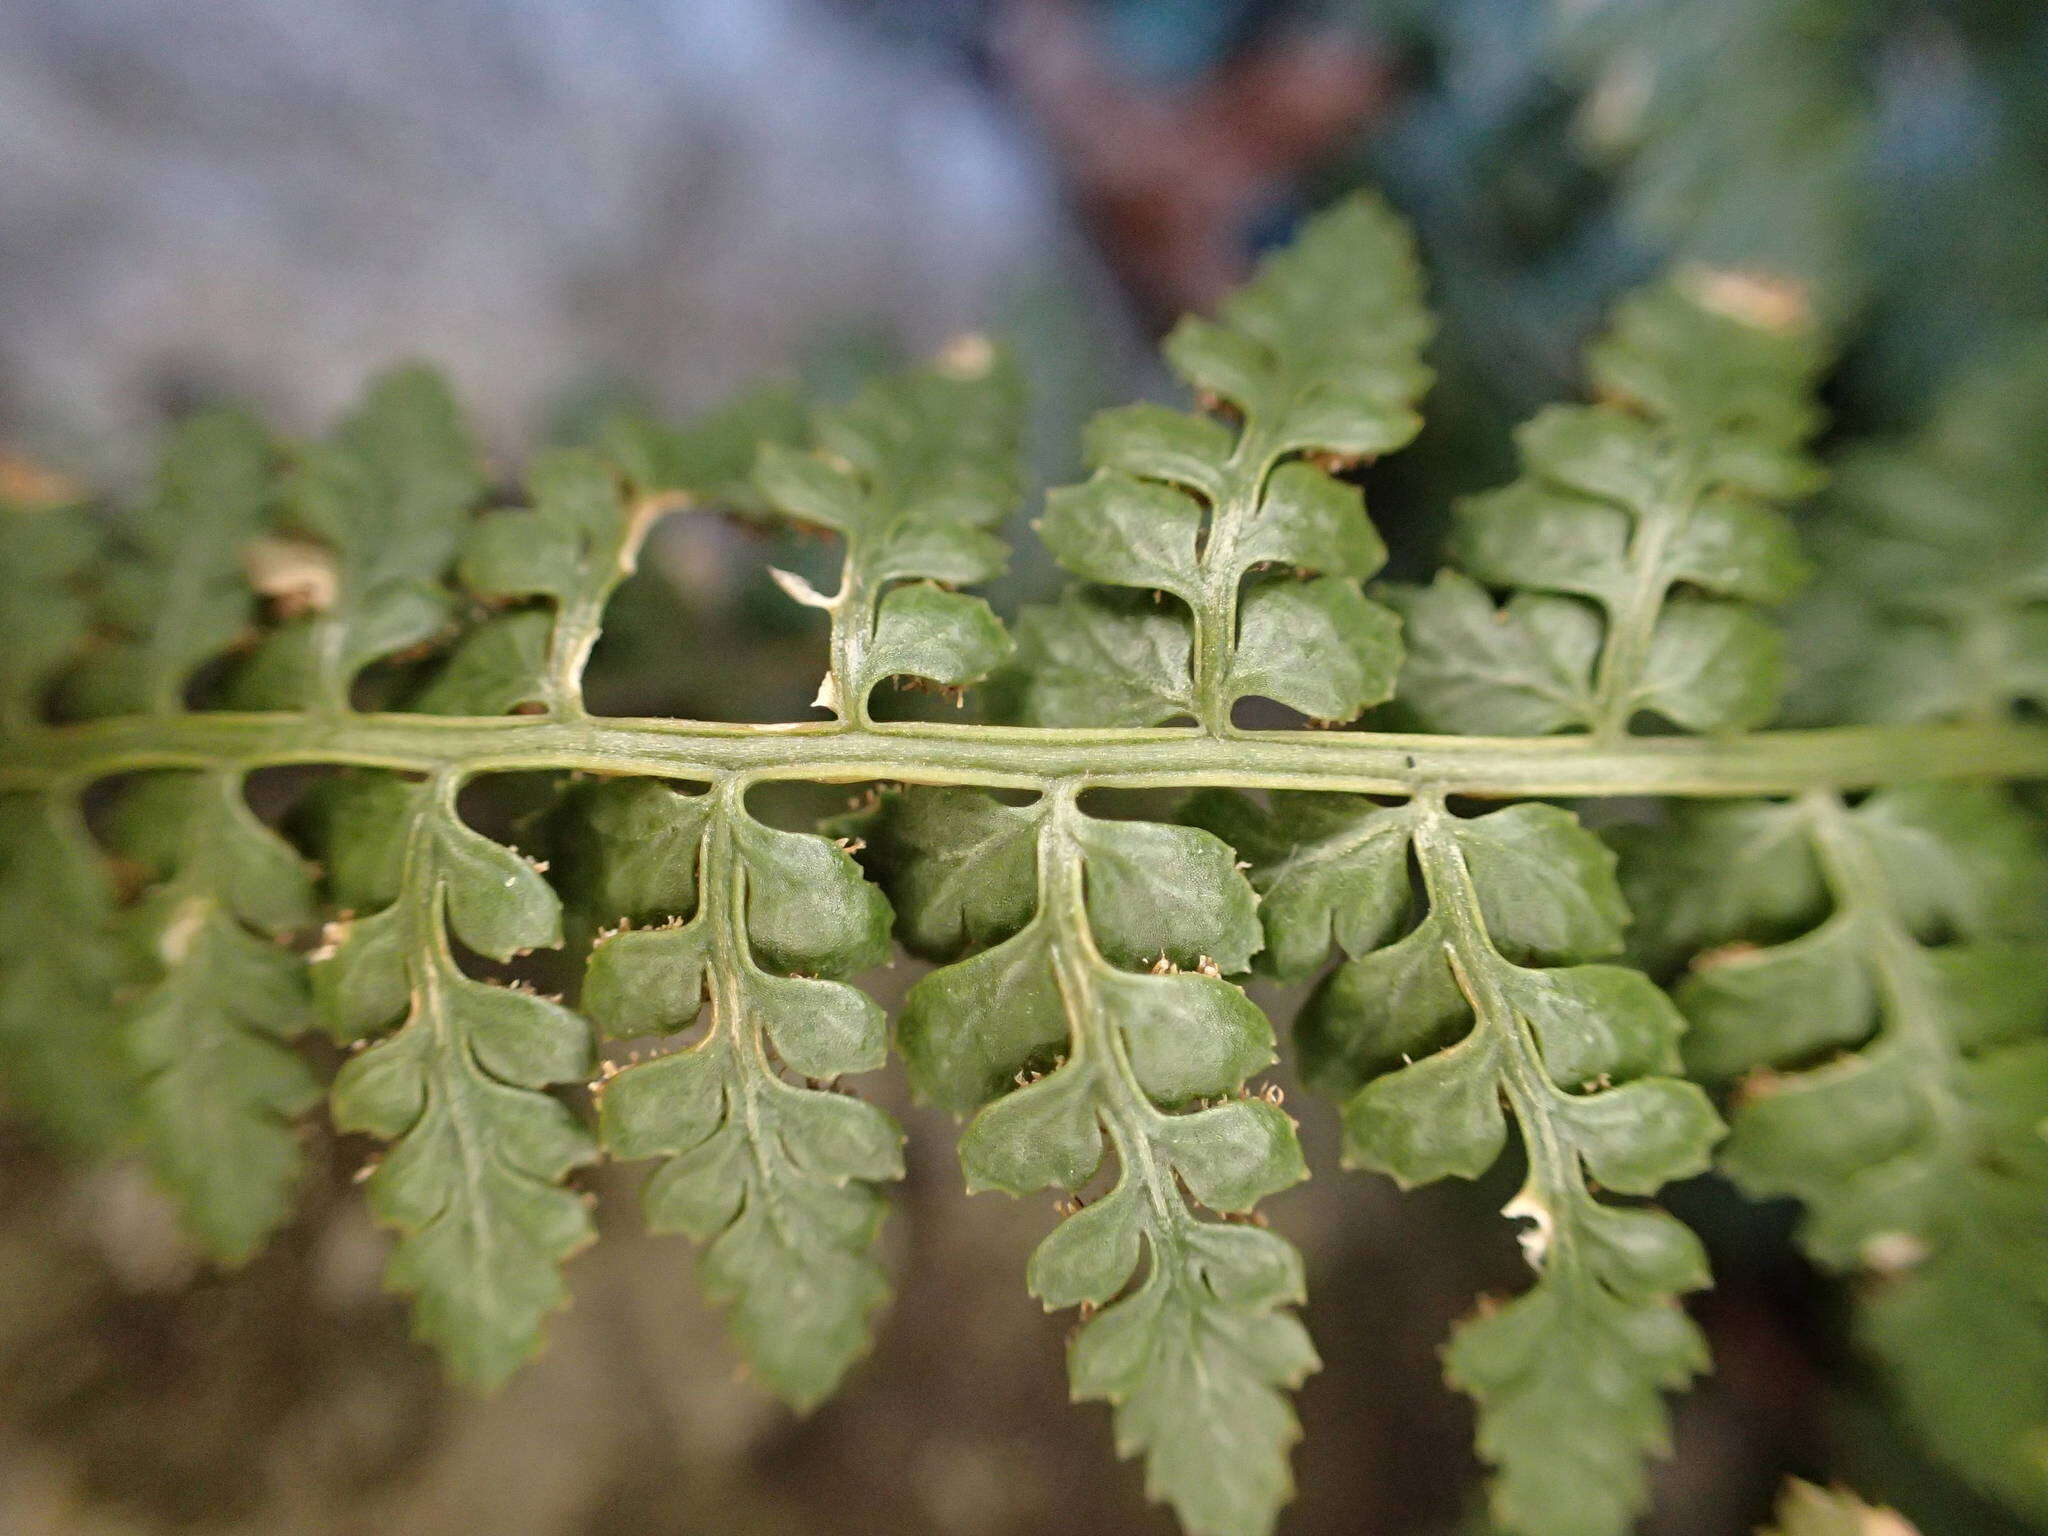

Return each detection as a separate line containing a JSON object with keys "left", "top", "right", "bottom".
{"left": 1, "top": 1, "right": 2045, "bottom": 1532}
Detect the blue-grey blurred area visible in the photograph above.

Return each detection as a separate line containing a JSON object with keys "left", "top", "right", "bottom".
{"left": 0, "top": 0, "right": 1078, "bottom": 468}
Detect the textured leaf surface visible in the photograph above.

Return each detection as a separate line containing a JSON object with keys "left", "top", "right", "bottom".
{"left": 582, "top": 780, "right": 899, "bottom": 1409}
{"left": 844, "top": 785, "right": 1037, "bottom": 961}
{"left": 544, "top": 776, "right": 708, "bottom": 938}
{"left": 412, "top": 608, "right": 553, "bottom": 716}
{"left": 1382, "top": 574, "right": 1602, "bottom": 736}
{"left": 1612, "top": 797, "right": 1826, "bottom": 973}
{"left": 111, "top": 770, "right": 318, "bottom": 1261}
{"left": 1397, "top": 276, "right": 1827, "bottom": 736}
{"left": 309, "top": 772, "right": 593, "bottom": 1387}
{"left": 1017, "top": 193, "right": 1429, "bottom": 731}
{"left": 1011, "top": 589, "right": 1196, "bottom": 727}
{"left": 879, "top": 787, "right": 1310, "bottom": 1536}
{"left": 1180, "top": 789, "right": 1414, "bottom": 983}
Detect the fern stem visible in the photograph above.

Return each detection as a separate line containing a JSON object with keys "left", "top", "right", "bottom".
{"left": 1587, "top": 459, "right": 1700, "bottom": 740}
{"left": 1187, "top": 428, "right": 1279, "bottom": 736}
{"left": 8, "top": 714, "right": 2046, "bottom": 799}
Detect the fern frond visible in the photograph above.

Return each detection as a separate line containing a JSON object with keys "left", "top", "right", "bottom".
{"left": 579, "top": 777, "right": 899, "bottom": 1409}
{"left": 419, "top": 450, "right": 645, "bottom": 716}
{"left": 1629, "top": 784, "right": 2048, "bottom": 1518}
{"left": 1392, "top": 274, "right": 1827, "bottom": 736}
{"left": 599, "top": 381, "right": 807, "bottom": 511}
{"left": 109, "top": 770, "right": 319, "bottom": 1262}
{"left": 0, "top": 493, "right": 101, "bottom": 735}
{"left": 868, "top": 784, "right": 1312, "bottom": 1536}
{"left": 62, "top": 411, "right": 274, "bottom": 716}
{"left": 309, "top": 769, "right": 595, "bottom": 1387}
{"left": 2, "top": 186, "right": 2047, "bottom": 1536}
{"left": 0, "top": 491, "right": 137, "bottom": 1151}
{"left": 0, "top": 790, "right": 134, "bottom": 1151}
{"left": 1199, "top": 789, "right": 1717, "bottom": 1536}
{"left": 1609, "top": 324, "right": 2048, "bottom": 1520}
{"left": 1791, "top": 330, "right": 2048, "bottom": 724}
{"left": 1018, "top": 192, "right": 1431, "bottom": 732}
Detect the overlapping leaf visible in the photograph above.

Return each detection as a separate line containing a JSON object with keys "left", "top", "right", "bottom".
{"left": 1014, "top": 193, "right": 1430, "bottom": 730}
{"left": 234, "top": 367, "right": 485, "bottom": 710}
{"left": 1625, "top": 785, "right": 2048, "bottom": 1517}
{"left": 108, "top": 770, "right": 318, "bottom": 1261}
{"left": 577, "top": 778, "right": 898, "bottom": 1408}
{"left": 1200, "top": 790, "right": 1718, "bottom": 1536}
{"left": 864, "top": 786, "right": 1311, "bottom": 1536}
{"left": 308, "top": 771, "right": 595, "bottom": 1387}
{"left": 753, "top": 349, "right": 1022, "bottom": 720}
{"left": 1393, "top": 276, "right": 1827, "bottom": 735}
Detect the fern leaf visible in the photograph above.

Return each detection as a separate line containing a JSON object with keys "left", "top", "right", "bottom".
{"left": 1392, "top": 275, "right": 1827, "bottom": 735}
{"left": 0, "top": 497, "right": 101, "bottom": 734}
{"left": 63, "top": 410, "right": 273, "bottom": 716}
{"left": 1633, "top": 784, "right": 2048, "bottom": 1517}
{"left": 1791, "top": 330, "right": 2048, "bottom": 723}
{"left": 1017, "top": 192, "right": 1431, "bottom": 731}
{"left": 4, "top": 418, "right": 326, "bottom": 1244}
{"left": 1011, "top": 588, "right": 1197, "bottom": 727}
{"left": 753, "top": 348, "right": 1022, "bottom": 721}
{"left": 412, "top": 607, "right": 555, "bottom": 716}
{"left": 0, "top": 495, "right": 133, "bottom": 1148}
{"left": 0, "top": 790, "right": 135, "bottom": 1151}
{"left": 1612, "top": 797, "right": 1828, "bottom": 977}
{"left": 109, "top": 770, "right": 319, "bottom": 1261}
{"left": 309, "top": 771, "right": 595, "bottom": 1387}
{"left": 1202, "top": 789, "right": 1718, "bottom": 1536}
{"left": 579, "top": 778, "right": 900, "bottom": 1409}
{"left": 235, "top": 367, "right": 485, "bottom": 710}
{"left": 875, "top": 785, "right": 1313, "bottom": 1536}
